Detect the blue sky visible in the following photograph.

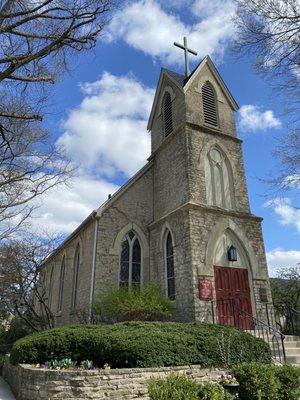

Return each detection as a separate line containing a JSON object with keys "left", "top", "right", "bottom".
{"left": 34, "top": 0, "right": 299, "bottom": 276}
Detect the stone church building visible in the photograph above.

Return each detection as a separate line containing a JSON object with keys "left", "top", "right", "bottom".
{"left": 40, "top": 56, "right": 273, "bottom": 328}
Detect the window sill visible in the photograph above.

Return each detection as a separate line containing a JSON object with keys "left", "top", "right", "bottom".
{"left": 203, "top": 122, "right": 221, "bottom": 132}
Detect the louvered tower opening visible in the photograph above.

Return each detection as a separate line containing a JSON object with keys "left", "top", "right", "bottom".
{"left": 163, "top": 92, "right": 173, "bottom": 137}
{"left": 202, "top": 81, "right": 218, "bottom": 127}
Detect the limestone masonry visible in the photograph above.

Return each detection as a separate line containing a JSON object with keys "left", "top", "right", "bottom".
{"left": 3, "top": 360, "right": 225, "bottom": 400}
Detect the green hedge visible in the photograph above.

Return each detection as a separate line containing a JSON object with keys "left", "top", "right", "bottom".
{"left": 148, "top": 365, "right": 300, "bottom": 400}
{"left": 235, "top": 362, "right": 300, "bottom": 400}
{"left": 10, "top": 322, "right": 272, "bottom": 368}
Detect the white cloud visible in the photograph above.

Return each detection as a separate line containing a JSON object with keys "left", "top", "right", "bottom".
{"left": 266, "top": 248, "right": 300, "bottom": 277}
{"left": 292, "top": 65, "right": 300, "bottom": 79}
{"left": 239, "top": 105, "right": 281, "bottom": 132}
{"left": 58, "top": 72, "right": 153, "bottom": 178}
{"left": 31, "top": 175, "right": 119, "bottom": 235}
{"left": 265, "top": 198, "right": 300, "bottom": 233}
{"left": 107, "top": 0, "right": 236, "bottom": 66}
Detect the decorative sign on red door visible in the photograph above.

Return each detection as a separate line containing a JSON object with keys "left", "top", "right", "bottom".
{"left": 198, "top": 277, "right": 213, "bottom": 300}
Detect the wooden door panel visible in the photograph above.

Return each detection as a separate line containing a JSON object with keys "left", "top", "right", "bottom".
{"left": 214, "top": 266, "right": 253, "bottom": 329}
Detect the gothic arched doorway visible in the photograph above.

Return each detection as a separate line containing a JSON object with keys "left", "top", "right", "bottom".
{"left": 213, "top": 230, "right": 254, "bottom": 329}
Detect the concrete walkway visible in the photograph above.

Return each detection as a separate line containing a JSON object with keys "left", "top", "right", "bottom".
{"left": 0, "top": 378, "right": 15, "bottom": 400}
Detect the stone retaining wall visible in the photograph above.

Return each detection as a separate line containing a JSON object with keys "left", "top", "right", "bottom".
{"left": 3, "top": 359, "right": 225, "bottom": 400}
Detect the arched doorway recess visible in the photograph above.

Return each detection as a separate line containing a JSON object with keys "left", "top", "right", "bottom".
{"left": 213, "top": 229, "right": 254, "bottom": 329}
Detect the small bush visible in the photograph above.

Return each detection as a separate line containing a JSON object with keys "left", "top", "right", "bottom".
{"left": 275, "top": 364, "right": 300, "bottom": 400}
{"left": 197, "top": 382, "right": 232, "bottom": 400}
{"left": 148, "top": 374, "right": 199, "bottom": 400}
{"left": 80, "top": 360, "right": 93, "bottom": 370}
{"left": 52, "top": 358, "right": 76, "bottom": 370}
{"left": 10, "top": 322, "right": 272, "bottom": 368}
{"left": 93, "top": 284, "right": 176, "bottom": 323}
{"left": 235, "top": 362, "right": 279, "bottom": 400}
{"left": 148, "top": 376, "right": 233, "bottom": 400}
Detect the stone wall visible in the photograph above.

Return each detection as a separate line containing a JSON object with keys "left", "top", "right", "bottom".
{"left": 3, "top": 361, "right": 224, "bottom": 400}
{"left": 39, "top": 217, "right": 96, "bottom": 326}
{"left": 150, "top": 74, "right": 186, "bottom": 153}
{"left": 93, "top": 163, "right": 154, "bottom": 302}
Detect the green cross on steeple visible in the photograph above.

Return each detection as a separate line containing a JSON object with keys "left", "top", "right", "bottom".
{"left": 174, "top": 37, "right": 198, "bottom": 78}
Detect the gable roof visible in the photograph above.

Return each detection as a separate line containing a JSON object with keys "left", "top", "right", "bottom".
{"left": 147, "top": 55, "right": 239, "bottom": 131}
{"left": 147, "top": 68, "right": 184, "bottom": 130}
{"left": 183, "top": 55, "right": 239, "bottom": 111}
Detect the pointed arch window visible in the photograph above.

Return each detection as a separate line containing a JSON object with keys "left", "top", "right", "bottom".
{"left": 119, "top": 230, "right": 141, "bottom": 288}
{"left": 202, "top": 81, "right": 218, "bottom": 127}
{"left": 205, "top": 147, "right": 234, "bottom": 209}
{"left": 72, "top": 245, "right": 80, "bottom": 308}
{"left": 165, "top": 231, "right": 175, "bottom": 300}
{"left": 163, "top": 91, "right": 173, "bottom": 137}
{"left": 57, "top": 257, "right": 65, "bottom": 312}
{"left": 48, "top": 264, "right": 54, "bottom": 309}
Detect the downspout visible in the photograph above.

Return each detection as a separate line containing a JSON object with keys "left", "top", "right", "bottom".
{"left": 88, "top": 215, "right": 99, "bottom": 322}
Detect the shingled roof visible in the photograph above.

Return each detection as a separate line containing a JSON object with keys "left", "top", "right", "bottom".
{"left": 161, "top": 68, "right": 186, "bottom": 87}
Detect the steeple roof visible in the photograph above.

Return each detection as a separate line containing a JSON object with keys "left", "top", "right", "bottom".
{"left": 147, "top": 56, "right": 239, "bottom": 131}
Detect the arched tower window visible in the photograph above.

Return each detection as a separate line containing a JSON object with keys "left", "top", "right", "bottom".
{"left": 202, "top": 81, "right": 218, "bottom": 127}
{"left": 162, "top": 91, "right": 173, "bottom": 137}
{"left": 165, "top": 231, "right": 175, "bottom": 300}
{"left": 57, "top": 257, "right": 65, "bottom": 312}
{"left": 119, "top": 230, "right": 141, "bottom": 288}
{"left": 72, "top": 245, "right": 80, "bottom": 308}
{"left": 205, "top": 147, "right": 234, "bottom": 209}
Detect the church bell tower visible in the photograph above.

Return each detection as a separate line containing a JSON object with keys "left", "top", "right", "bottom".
{"left": 147, "top": 39, "right": 273, "bottom": 325}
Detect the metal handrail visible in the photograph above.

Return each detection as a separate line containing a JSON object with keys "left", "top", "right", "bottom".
{"left": 211, "top": 299, "right": 286, "bottom": 363}
{"left": 269, "top": 303, "right": 300, "bottom": 336}
{"left": 290, "top": 307, "right": 300, "bottom": 315}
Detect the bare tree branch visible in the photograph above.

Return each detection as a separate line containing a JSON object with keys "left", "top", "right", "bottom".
{"left": 0, "top": 234, "right": 61, "bottom": 330}
{"left": 0, "top": 0, "right": 118, "bottom": 240}
{"left": 234, "top": 0, "right": 300, "bottom": 196}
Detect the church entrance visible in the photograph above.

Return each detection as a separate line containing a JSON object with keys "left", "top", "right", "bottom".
{"left": 214, "top": 266, "right": 253, "bottom": 329}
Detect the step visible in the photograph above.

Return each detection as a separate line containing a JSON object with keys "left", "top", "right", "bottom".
{"left": 284, "top": 342, "right": 300, "bottom": 349}
{"left": 286, "top": 355, "right": 300, "bottom": 364}
{"left": 285, "top": 349, "right": 300, "bottom": 356}
{"left": 245, "top": 330, "right": 300, "bottom": 365}
{"left": 283, "top": 335, "right": 300, "bottom": 342}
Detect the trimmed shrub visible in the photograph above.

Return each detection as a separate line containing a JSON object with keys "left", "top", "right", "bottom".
{"left": 93, "top": 284, "right": 176, "bottom": 323}
{"left": 235, "top": 362, "right": 279, "bottom": 400}
{"left": 275, "top": 364, "right": 300, "bottom": 400}
{"left": 197, "top": 382, "right": 232, "bottom": 400}
{"left": 148, "top": 374, "right": 199, "bottom": 400}
{"left": 10, "top": 322, "right": 272, "bottom": 368}
{"left": 148, "top": 377, "right": 233, "bottom": 400}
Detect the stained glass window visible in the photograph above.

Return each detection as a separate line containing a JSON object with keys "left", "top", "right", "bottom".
{"left": 119, "top": 231, "right": 141, "bottom": 288}
{"left": 166, "top": 231, "right": 175, "bottom": 300}
{"left": 57, "top": 257, "right": 65, "bottom": 312}
{"left": 72, "top": 245, "right": 80, "bottom": 308}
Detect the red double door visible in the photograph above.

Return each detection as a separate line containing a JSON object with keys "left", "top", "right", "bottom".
{"left": 214, "top": 266, "right": 253, "bottom": 329}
